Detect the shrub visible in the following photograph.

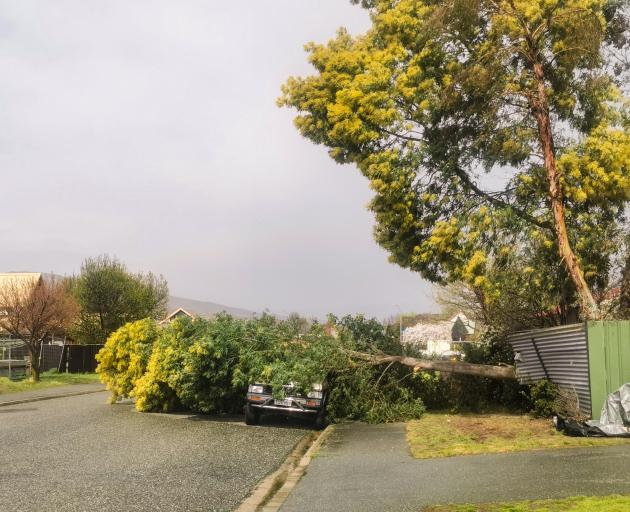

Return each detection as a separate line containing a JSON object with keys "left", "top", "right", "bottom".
{"left": 326, "top": 364, "right": 426, "bottom": 423}
{"left": 96, "top": 318, "right": 159, "bottom": 403}
{"left": 442, "top": 330, "right": 528, "bottom": 413}
{"left": 132, "top": 319, "right": 190, "bottom": 412}
{"left": 134, "top": 315, "right": 245, "bottom": 413}
{"left": 528, "top": 379, "right": 559, "bottom": 418}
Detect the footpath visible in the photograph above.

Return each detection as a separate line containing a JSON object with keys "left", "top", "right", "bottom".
{"left": 279, "top": 422, "right": 630, "bottom": 512}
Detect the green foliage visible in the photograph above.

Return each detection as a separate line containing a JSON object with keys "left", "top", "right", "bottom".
{"left": 411, "top": 330, "right": 529, "bottom": 413}
{"left": 324, "top": 314, "right": 426, "bottom": 422}
{"left": 134, "top": 315, "right": 245, "bottom": 413}
{"left": 451, "top": 317, "right": 467, "bottom": 341}
{"left": 280, "top": 0, "right": 629, "bottom": 317}
{"left": 330, "top": 313, "right": 403, "bottom": 355}
{"left": 326, "top": 363, "right": 426, "bottom": 423}
{"left": 70, "top": 255, "right": 169, "bottom": 344}
{"left": 235, "top": 314, "right": 345, "bottom": 399}
{"left": 618, "top": 237, "right": 630, "bottom": 319}
{"left": 528, "top": 379, "right": 560, "bottom": 418}
{"left": 98, "top": 313, "right": 429, "bottom": 423}
{"left": 95, "top": 318, "right": 159, "bottom": 403}
{"left": 98, "top": 312, "right": 548, "bottom": 421}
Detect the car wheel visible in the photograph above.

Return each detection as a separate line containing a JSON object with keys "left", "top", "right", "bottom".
{"left": 245, "top": 404, "right": 260, "bottom": 425}
{"left": 314, "top": 410, "right": 327, "bottom": 430}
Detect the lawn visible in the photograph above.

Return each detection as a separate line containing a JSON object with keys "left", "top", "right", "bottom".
{"left": 0, "top": 370, "right": 101, "bottom": 394}
{"left": 407, "top": 413, "right": 626, "bottom": 459}
{"left": 423, "top": 495, "right": 630, "bottom": 511}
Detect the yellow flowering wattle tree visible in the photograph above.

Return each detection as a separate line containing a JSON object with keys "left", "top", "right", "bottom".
{"left": 95, "top": 318, "right": 159, "bottom": 403}
{"left": 280, "top": 0, "right": 629, "bottom": 319}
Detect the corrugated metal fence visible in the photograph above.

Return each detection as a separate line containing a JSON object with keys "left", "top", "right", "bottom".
{"left": 508, "top": 324, "right": 591, "bottom": 416}
{"left": 587, "top": 321, "right": 630, "bottom": 420}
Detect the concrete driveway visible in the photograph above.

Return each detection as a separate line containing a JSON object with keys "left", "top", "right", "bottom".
{"left": 280, "top": 422, "right": 630, "bottom": 512}
{"left": 0, "top": 391, "right": 307, "bottom": 512}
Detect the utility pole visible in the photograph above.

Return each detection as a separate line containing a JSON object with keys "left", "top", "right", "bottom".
{"left": 394, "top": 304, "right": 402, "bottom": 342}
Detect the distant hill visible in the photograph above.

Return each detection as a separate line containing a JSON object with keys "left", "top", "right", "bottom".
{"left": 167, "top": 296, "right": 258, "bottom": 319}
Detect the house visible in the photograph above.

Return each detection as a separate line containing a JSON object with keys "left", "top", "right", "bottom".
{"left": 0, "top": 272, "right": 42, "bottom": 297}
{"left": 0, "top": 272, "right": 43, "bottom": 324}
{"left": 449, "top": 313, "right": 475, "bottom": 339}
{"left": 161, "top": 307, "right": 197, "bottom": 324}
{"left": 401, "top": 312, "right": 476, "bottom": 358}
{"left": 0, "top": 272, "right": 69, "bottom": 344}
{"left": 161, "top": 296, "right": 258, "bottom": 324}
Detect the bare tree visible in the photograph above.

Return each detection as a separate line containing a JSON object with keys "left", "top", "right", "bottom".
{"left": 0, "top": 276, "right": 78, "bottom": 381}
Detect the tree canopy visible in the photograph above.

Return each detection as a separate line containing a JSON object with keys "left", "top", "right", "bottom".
{"left": 70, "top": 255, "right": 169, "bottom": 344}
{"left": 280, "top": 0, "right": 629, "bottom": 319}
{"left": 451, "top": 316, "right": 468, "bottom": 341}
{"left": 0, "top": 276, "right": 77, "bottom": 380}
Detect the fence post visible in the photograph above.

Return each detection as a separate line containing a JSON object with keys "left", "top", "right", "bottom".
{"left": 58, "top": 343, "right": 65, "bottom": 373}
{"left": 8, "top": 343, "right": 11, "bottom": 380}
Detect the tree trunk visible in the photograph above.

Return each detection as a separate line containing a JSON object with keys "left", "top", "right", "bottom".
{"left": 530, "top": 60, "right": 600, "bottom": 320}
{"left": 29, "top": 347, "right": 40, "bottom": 382}
{"left": 347, "top": 350, "right": 516, "bottom": 380}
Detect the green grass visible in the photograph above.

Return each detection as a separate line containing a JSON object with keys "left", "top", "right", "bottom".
{"left": 407, "top": 413, "right": 626, "bottom": 459}
{"left": 0, "top": 370, "right": 101, "bottom": 394}
{"left": 423, "top": 495, "right": 630, "bottom": 511}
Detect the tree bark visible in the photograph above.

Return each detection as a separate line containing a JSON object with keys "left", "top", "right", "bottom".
{"left": 28, "top": 342, "right": 40, "bottom": 382}
{"left": 347, "top": 350, "right": 516, "bottom": 380}
{"left": 529, "top": 60, "right": 600, "bottom": 320}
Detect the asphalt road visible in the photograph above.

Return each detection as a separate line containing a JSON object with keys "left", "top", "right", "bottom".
{"left": 0, "top": 391, "right": 307, "bottom": 512}
{"left": 280, "top": 422, "right": 630, "bottom": 512}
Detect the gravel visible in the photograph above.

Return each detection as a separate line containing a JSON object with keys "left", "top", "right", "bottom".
{"left": 0, "top": 392, "right": 307, "bottom": 512}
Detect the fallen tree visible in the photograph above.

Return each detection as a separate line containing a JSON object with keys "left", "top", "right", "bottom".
{"left": 347, "top": 350, "right": 516, "bottom": 381}
{"left": 98, "top": 314, "right": 521, "bottom": 423}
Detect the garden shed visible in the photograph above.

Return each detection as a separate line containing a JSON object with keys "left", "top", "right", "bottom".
{"left": 508, "top": 321, "right": 630, "bottom": 420}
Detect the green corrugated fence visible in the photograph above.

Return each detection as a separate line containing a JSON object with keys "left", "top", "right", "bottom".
{"left": 587, "top": 320, "right": 630, "bottom": 420}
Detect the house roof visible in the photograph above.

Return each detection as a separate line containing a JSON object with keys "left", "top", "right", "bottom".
{"left": 165, "top": 296, "right": 258, "bottom": 320}
{"left": 0, "top": 272, "right": 42, "bottom": 286}
{"left": 449, "top": 313, "right": 476, "bottom": 334}
{"left": 0, "top": 272, "right": 42, "bottom": 310}
{"left": 161, "top": 307, "right": 196, "bottom": 324}
{"left": 0, "top": 273, "right": 42, "bottom": 300}
{"left": 402, "top": 311, "right": 476, "bottom": 345}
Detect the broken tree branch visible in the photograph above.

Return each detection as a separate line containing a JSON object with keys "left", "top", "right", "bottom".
{"left": 346, "top": 350, "right": 516, "bottom": 380}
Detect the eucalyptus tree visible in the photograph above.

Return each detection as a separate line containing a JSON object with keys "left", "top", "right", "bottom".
{"left": 281, "top": 0, "right": 629, "bottom": 319}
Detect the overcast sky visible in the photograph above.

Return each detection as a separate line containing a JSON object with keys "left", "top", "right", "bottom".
{"left": 0, "top": 0, "right": 438, "bottom": 319}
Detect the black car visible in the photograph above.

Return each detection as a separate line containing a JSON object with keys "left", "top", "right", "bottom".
{"left": 245, "top": 382, "right": 328, "bottom": 429}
